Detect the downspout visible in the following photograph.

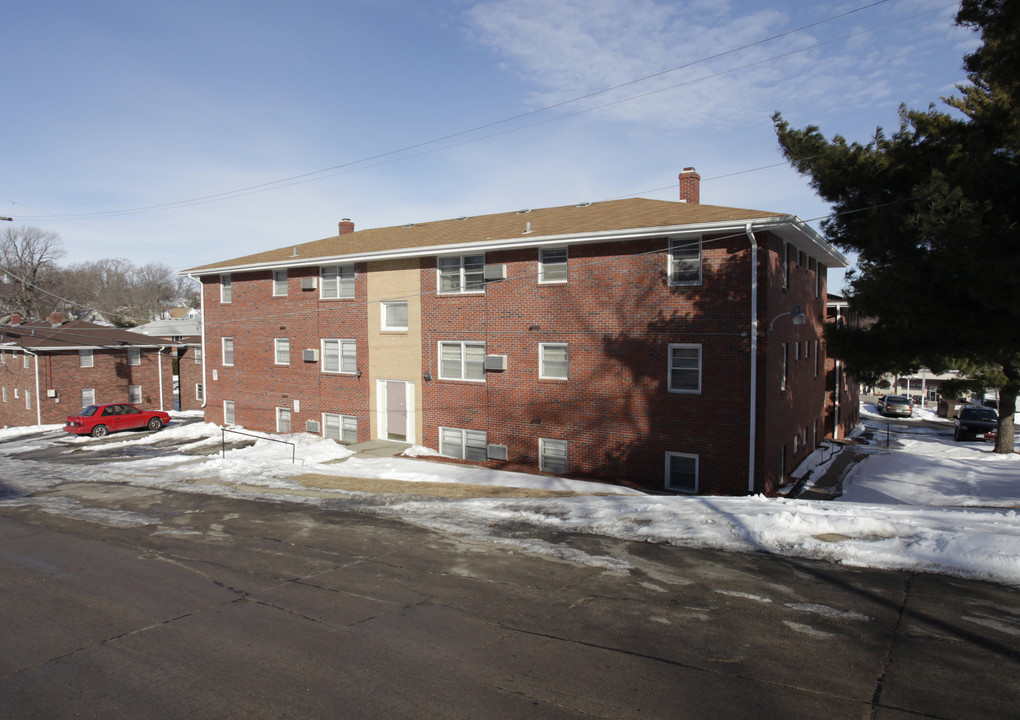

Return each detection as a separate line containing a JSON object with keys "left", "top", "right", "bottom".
{"left": 29, "top": 350, "right": 41, "bottom": 426}
{"left": 833, "top": 305, "right": 842, "bottom": 440}
{"left": 158, "top": 345, "right": 166, "bottom": 411}
{"left": 188, "top": 273, "right": 208, "bottom": 409}
{"left": 745, "top": 224, "right": 758, "bottom": 495}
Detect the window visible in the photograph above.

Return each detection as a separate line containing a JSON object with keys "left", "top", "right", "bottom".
{"left": 79, "top": 349, "right": 93, "bottom": 368}
{"left": 320, "top": 264, "right": 355, "bottom": 299}
{"left": 24, "top": 390, "right": 30, "bottom": 410}
{"left": 795, "top": 342, "right": 800, "bottom": 361}
{"left": 783, "top": 245, "right": 792, "bottom": 289}
{"left": 439, "top": 427, "right": 487, "bottom": 461}
{"left": 323, "top": 413, "right": 357, "bottom": 443}
{"left": 539, "top": 438, "right": 568, "bottom": 474}
{"left": 220, "top": 274, "right": 232, "bottom": 303}
{"left": 224, "top": 400, "right": 235, "bottom": 425}
{"left": 814, "top": 340, "right": 819, "bottom": 378}
{"left": 439, "top": 341, "right": 486, "bottom": 381}
{"left": 669, "top": 238, "right": 702, "bottom": 286}
{"left": 23, "top": 353, "right": 29, "bottom": 368}
{"left": 321, "top": 339, "right": 357, "bottom": 374}
{"left": 81, "top": 388, "right": 96, "bottom": 407}
{"left": 13, "top": 388, "right": 19, "bottom": 398}
{"left": 1, "top": 351, "right": 6, "bottom": 365}
{"left": 194, "top": 346, "right": 203, "bottom": 364}
{"left": 195, "top": 384, "right": 203, "bottom": 402}
{"left": 274, "top": 338, "right": 290, "bottom": 365}
{"left": 781, "top": 343, "right": 788, "bottom": 391}
{"left": 668, "top": 344, "right": 701, "bottom": 394}
{"left": 381, "top": 301, "right": 408, "bottom": 331}
{"left": 438, "top": 254, "right": 484, "bottom": 294}
{"left": 222, "top": 337, "right": 234, "bottom": 366}
{"left": 129, "top": 385, "right": 142, "bottom": 404}
{"left": 816, "top": 263, "right": 826, "bottom": 298}
{"left": 539, "top": 343, "right": 568, "bottom": 380}
{"left": 665, "top": 452, "right": 698, "bottom": 493}
{"left": 273, "top": 269, "right": 288, "bottom": 296}
{"left": 1, "top": 387, "right": 5, "bottom": 402}
{"left": 538, "top": 247, "right": 568, "bottom": 283}
{"left": 276, "top": 407, "right": 292, "bottom": 433}
{"left": 127, "top": 348, "right": 141, "bottom": 366}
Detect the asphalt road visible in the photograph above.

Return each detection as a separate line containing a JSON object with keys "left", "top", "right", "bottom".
{"left": 1, "top": 480, "right": 1017, "bottom": 719}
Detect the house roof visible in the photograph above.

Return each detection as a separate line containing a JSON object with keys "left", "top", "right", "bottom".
{"left": 0, "top": 320, "right": 175, "bottom": 351}
{"left": 134, "top": 317, "right": 202, "bottom": 339}
{"left": 183, "top": 197, "right": 848, "bottom": 275}
{"left": 168, "top": 307, "right": 198, "bottom": 319}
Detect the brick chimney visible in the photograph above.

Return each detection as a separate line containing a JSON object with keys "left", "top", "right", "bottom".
{"left": 8, "top": 313, "right": 21, "bottom": 326}
{"left": 338, "top": 218, "right": 355, "bottom": 235}
{"left": 679, "top": 167, "right": 701, "bottom": 204}
{"left": 49, "top": 311, "right": 63, "bottom": 327}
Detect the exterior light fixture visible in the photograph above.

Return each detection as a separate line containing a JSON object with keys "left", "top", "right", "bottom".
{"left": 769, "top": 305, "right": 807, "bottom": 333}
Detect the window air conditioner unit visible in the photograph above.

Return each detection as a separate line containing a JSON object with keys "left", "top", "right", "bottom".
{"left": 300, "top": 277, "right": 318, "bottom": 290}
{"left": 46, "top": 389, "right": 57, "bottom": 398}
{"left": 305, "top": 420, "right": 321, "bottom": 433}
{"left": 483, "top": 263, "right": 507, "bottom": 281}
{"left": 486, "top": 444, "right": 508, "bottom": 460}
{"left": 302, "top": 349, "right": 319, "bottom": 362}
{"left": 484, "top": 354, "right": 507, "bottom": 372}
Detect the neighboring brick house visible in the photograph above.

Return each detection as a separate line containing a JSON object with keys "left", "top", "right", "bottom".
{"left": 825, "top": 295, "right": 861, "bottom": 440}
{"left": 134, "top": 316, "right": 203, "bottom": 411}
{"left": 184, "top": 170, "right": 849, "bottom": 495}
{"left": 0, "top": 313, "right": 175, "bottom": 427}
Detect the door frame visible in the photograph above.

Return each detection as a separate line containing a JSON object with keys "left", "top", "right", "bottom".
{"left": 376, "top": 379, "right": 415, "bottom": 442}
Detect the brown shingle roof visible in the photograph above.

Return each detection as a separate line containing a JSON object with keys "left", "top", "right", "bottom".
{"left": 0, "top": 320, "right": 174, "bottom": 350}
{"left": 184, "top": 198, "right": 785, "bottom": 274}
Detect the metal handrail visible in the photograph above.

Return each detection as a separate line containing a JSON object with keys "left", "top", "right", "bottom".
{"left": 221, "top": 427, "right": 296, "bottom": 464}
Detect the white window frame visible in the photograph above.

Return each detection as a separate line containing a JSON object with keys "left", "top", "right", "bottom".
{"left": 23, "top": 353, "right": 29, "bottom": 369}
{"left": 128, "top": 385, "right": 142, "bottom": 404}
{"left": 1, "top": 387, "right": 5, "bottom": 402}
{"left": 669, "top": 237, "right": 702, "bottom": 286}
{"left": 665, "top": 452, "right": 699, "bottom": 493}
{"left": 667, "top": 344, "right": 702, "bottom": 394}
{"left": 194, "top": 346, "right": 203, "bottom": 364}
{"left": 321, "top": 339, "right": 357, "bottom": 374}
{"left": 437, "top": 254, "right": 485, "bottom": 295}
{"left": 323, "top": 412, "right": 358, "bottom": 443}
{"left": 274, "top": 338, "right": 290, "bottom": 365}
{"left": 127, "top": 347, "right": 141, "bottom": 366}
{"left": 814, "top": 340, "right": 819, "bottom": 378}
{"left": 539, "top": 343, "right": 568, "bottom": 380}
{"left": 276, "top": 407, "right": 292, "bottom": 433}
{"left": 320, "top": 264, "right": 355, "bottom": 299}
{"left": 781, "top": 343, "right": 788, "bottom": 391}
{"left": 223, "top": 400, "right": 235, "bottom": 425}
{"left": 381, "top": 301, "right": 408, "bottom": 331}
{"left": 438, "top": 341, "right": 486, "bottom": 381}
{"left": 13, "top": 388, "right": 19, "bottom": 399}
{"left": 783, "top": 245, "right": 791, "bottom": 289}
{"left": 538, "top": 247, "right": 568, "bottom": 284}
{"left": 273, "top": 269, "right": 288, "bottom": 297}
{"left": 439, "top": 427, "right": 487, "bottom": 461}
{"left": 82, "top": 388, "right": 96, "bottom": 407}
{"left": 79, "top": 349, "right": 94, "bottom": 368}
{"left": 24, "top": 390, "right": 30, "bottom": 410}
{"left": 220, "top": 274, "right": 232, "bottom": 303}
{"left": 222, "top": 337, "right": 234, "bottom": 367}
{"left": 539, "top": 438, "right": 568, "bottom": 474}
{"left": 195, "top": 383, "right": 204, "bottom": 402}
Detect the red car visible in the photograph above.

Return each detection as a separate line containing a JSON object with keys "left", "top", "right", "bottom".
{"left": 64, "top": 403, "right": 171, "bottom": 438}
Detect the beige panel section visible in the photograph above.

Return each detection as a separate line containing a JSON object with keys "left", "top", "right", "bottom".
{"left": 366, "top": 258, "right": 423, "bottom": 443}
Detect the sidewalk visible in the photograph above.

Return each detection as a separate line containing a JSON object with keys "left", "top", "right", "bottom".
{"left": 793, "top": 443, "right": 870, "bottom": 500}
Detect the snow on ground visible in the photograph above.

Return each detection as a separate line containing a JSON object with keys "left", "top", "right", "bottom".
{"left": 1, "top": 406, "right": 1019, "bottom": 586}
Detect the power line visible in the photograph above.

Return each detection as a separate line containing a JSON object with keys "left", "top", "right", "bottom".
{"left": 11, "top": 1, "right": 905, "bottom": 221}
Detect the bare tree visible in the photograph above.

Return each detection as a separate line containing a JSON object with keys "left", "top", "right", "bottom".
{"left": 0, "top": 225, "right": 65, "bottom": 320}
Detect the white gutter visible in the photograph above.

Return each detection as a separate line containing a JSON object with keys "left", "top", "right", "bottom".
{"left": 158, "top": 346, "right": 166, "bottom": 411}
{"left": 745, "top": 224, "right": 758, "bottom": 495}
{"left": 28, "top": 350, "right": 41, "bottom": 426}
{"left": 833, "top": 304, "right": 842, "bottom": 440}
{"left": 189, "top": 273, "right": 208, "bottom": 409}
{"left": 184, "top": 216, "right": 844, "bottom": 276}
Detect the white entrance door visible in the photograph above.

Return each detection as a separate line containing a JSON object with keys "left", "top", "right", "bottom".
{"left": 381, "top": 380, "right": 411, "bottom": 441}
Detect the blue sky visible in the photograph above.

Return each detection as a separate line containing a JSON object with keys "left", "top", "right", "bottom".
{"left": 2, "top": 0, "right": 977, "bottom": 289}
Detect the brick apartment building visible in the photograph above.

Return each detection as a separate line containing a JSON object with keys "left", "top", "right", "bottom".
{"left": 0, "top": 314, "right": 175, "bottom": 427}
{"left": 825, "top": 295, "right": 861, "bottom": 439}
{"left": 184, "top": 170, "right": 849, "bottom": 495}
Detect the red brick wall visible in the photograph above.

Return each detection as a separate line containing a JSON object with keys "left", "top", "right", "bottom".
{"left": 202, "top": 267, "right": 370, "bottom": 437}
{"left": 419, "top": 234, "right": 758, "bottom": 494}
{"left": 0, "top": 347, "right": 173, "bottom": 427}
{"left": 176, "top": 345, "right": 204, "bottom": 411}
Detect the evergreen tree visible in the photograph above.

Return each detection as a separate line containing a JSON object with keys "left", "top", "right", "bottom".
{"left": 773, "top": 0, "right": 1020, "bottom": 453}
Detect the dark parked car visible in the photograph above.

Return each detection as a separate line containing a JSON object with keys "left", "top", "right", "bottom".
{"left": 954, "top": 405, "right": 999, "bottom": 441}
{"left": 877, "top": 395, "right": 913, "bottom": 418}
{"left": 64, "top": 403, "right": 171, "bottom": 438}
